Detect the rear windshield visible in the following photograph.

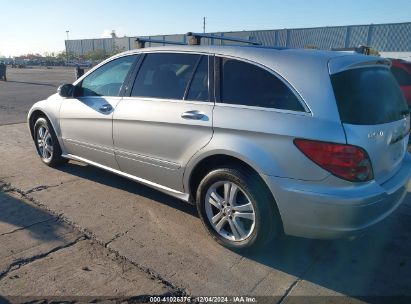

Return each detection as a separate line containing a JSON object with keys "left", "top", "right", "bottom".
{"left": 331, "top": 67, "right": 408, "bottom": 125}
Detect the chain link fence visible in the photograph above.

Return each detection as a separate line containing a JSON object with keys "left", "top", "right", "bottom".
{"left": 65, "top": 22, "right": 411, "bottom": 57}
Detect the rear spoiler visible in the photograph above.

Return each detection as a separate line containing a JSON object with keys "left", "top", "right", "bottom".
{"left": 328, "top": 56, "right": 391, "bottom": 75}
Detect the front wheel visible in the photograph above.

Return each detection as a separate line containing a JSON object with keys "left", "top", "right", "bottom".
{"left": 33, "top": 117, "right": 67, "bottom": 167}
{"left": 196, "top": 166, "right": 282, "bottom": 252}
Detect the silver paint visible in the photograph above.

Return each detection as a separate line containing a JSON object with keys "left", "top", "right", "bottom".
{"left": 28, "top": 45, "right": 411, "bottom": 240}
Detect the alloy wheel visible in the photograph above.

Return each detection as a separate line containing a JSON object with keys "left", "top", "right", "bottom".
{"left": 205, "top": 181, "right": 256, "bottom": 242}
{"left": 36, "top": 126, "right": 53, "bottom": 161}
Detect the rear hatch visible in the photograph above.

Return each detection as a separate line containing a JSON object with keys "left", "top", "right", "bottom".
{"left": 329, "top": 58, "right": 410, "bottom": 184}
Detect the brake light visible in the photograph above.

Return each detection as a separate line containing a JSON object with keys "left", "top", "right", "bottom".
{"left": 294, "top": 139, "right": 373, "bottom": 182}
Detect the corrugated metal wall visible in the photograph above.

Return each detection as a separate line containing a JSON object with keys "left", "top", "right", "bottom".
{"left": 66, "top": 22, "right": 411, "bottom": 56}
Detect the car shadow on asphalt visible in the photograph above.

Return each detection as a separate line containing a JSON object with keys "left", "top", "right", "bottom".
{"left": 0, "top": 191, "right": 64, "bottom": 243}
{"left": 58, "top": 161, "right": 411, "bottom": 301}
{"left": 4, "top": 80, "right": 56, "bottom": 87}
{"left": 0, "top": 296, "right": 10, "bottom": 304}
{"left": 58, "top": 161, "right": 198, "bottom": 217}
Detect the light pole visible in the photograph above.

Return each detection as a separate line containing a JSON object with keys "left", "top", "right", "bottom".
{"left": 65, "top": 30, "right": 69, "bottom": 65}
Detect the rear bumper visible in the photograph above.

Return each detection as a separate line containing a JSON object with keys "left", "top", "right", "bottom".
{"left": 264, "top": 153, "right": 411, "bottom": 239}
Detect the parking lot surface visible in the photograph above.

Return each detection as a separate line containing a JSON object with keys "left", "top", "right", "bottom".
{"left": 0, "top": 190, "right": 173, "bottom": 298}
{"left": 0, "top": 68, "right": 411, "bottom": 302}
{"left": 0, "top": 67, "right": 74, "bottom": 126}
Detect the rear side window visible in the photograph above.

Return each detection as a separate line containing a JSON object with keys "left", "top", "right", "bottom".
{"left": 332, "top": 67, "right": 408, "bottom": 125}
{"left": 131, "top": 53, "right": 200, "bottom": 100}
{"left": 220, "top": 58, "right": 304, "bottom": 111}
{"left": 391, "top": 66, "right": 411, "bottom": 86}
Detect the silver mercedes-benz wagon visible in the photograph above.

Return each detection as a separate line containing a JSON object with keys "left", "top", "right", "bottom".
{"left": 28, "top": 39, "right": 411, "bottom": 251}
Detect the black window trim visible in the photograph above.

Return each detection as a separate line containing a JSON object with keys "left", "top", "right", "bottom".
{"left": 124, "top": 53, "right": 146, "bottom": 97}
{"left": 209, "top": 55, "right": 216, "bottom": 103}
{"left": 183, "top": 55, "right": 214, "bottom": 103}
{"left": 182, "top": 56, "right": 203, "bottom": 100}
{"left": 125, "top": 51, "right": 215, "bottom": 104}
{"left": 120, "top": 54, "right": 144, "bottom": 97}
{"left": 215, "top": 55, "right": 311, "bottom": 114}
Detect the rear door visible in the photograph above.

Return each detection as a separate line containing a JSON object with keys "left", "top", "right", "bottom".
{"left": 113, "top": 52, "right": 214, "bottom": 191}
{"left": 330, "top": 65, "right": 410, "bottom": 184}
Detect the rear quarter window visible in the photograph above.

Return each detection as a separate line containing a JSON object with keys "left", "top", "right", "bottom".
{"left": 331, "top": 67, "right": 408, "bottom": 125}
{"left": 220, "top": 58, "right": 305, "bottom": 112}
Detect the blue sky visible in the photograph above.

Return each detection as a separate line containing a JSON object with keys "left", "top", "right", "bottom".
{"left": 1, "top": 0, "right": 410, "bottom": 56}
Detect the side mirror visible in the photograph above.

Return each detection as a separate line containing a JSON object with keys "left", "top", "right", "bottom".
{"left": 57, "top": 84, "right": 74, "bottom": 98}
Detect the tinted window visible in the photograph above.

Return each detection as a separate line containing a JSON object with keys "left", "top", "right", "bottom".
{"left": 131, "top": 53, "right": 200, "bottom": 99}
{"left": 391, "top": 66, "right": 411, "bottom": 86}
{"left": 78, "top": 55, "right": 137, "bottom": 97}
{"left": 186, "top": 56, "right": 209, "bottom": 101}
{"left": 332, "top": 67, "right": 408, "bottom": 125}
{"left": 220, "top": 58, "right": 304, "bottom": 111}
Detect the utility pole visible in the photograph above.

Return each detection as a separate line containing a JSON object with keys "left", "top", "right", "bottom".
{"left": 65, "top": 30, "right": 70, "bottom": 65}
{"left": 203, "top": 17, "right": 206, "bottom": 33}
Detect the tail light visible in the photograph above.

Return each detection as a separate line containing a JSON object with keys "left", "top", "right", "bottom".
{"left": 294, "top": 139, "right": 373, "bottom": 182}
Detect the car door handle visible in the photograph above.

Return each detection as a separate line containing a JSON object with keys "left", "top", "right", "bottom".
{"left": 181, "top": 110, "right": 205, "bottom": 120}
{"left": 99, "top": 104, "right": 113, "bottom": 112}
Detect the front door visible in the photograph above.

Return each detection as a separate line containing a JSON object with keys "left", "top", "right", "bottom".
{"left": 60, "top": 54, "right": 138, "bottom": 169}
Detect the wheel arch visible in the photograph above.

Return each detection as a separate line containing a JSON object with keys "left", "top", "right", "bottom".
{"left": 185, "top": 151, "right": 271, "bottom": 202}
{"left": 29, "top": 109, "right": 48, "bottom": 139}
{"left": 28, "top": 109, "right": 65, "bottom": 153}
{"left": 186, "top": 151, "right": 285, "bottom": 238}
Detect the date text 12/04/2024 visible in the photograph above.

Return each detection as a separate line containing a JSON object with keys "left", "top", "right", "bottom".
{"left": 149, "top": 296, "right": 257, "bottom": 303}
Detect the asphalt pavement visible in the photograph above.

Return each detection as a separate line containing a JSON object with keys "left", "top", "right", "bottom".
{"left": 0, "top": 67, "right": 74, "bottom": 126}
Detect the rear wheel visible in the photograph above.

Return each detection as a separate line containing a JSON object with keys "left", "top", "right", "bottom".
{"left": 33, "top": 117, "right": 67, "bottom": 167}
{"left": 196, "top": 166, "right": 282, "bottom": 252}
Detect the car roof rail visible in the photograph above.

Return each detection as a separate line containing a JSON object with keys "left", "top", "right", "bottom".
{"left": 186, "top": 32, "right": 261, "bottom": 46}
{"left": 135, "top": 37, "right": 188, "bottom": 49}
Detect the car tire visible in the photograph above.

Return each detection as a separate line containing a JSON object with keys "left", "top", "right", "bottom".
{"left": 196, "top": 166, "right": 282, "bottom": 252}
{"left": 33, "top": 117, "right": 68, "bottom": 167}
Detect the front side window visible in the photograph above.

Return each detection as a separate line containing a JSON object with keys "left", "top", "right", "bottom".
{"left": 131, "top": 53, "right": 201, "bottom": 100}
{"left": 78, "top": 55, "right": 138, "bottom": 97}
{"left": 220, "top": 58, "right": 304, "bottom": 111}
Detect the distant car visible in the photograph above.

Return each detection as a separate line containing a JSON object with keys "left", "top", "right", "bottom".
{"left": 391, "top": 59, "right": 411, "bottom": 108}
{"left": 12, "top": 60, "right": 26, "bottom": 68}
{"left": 28, "top": 45, "right": 411, "bottom": 251}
